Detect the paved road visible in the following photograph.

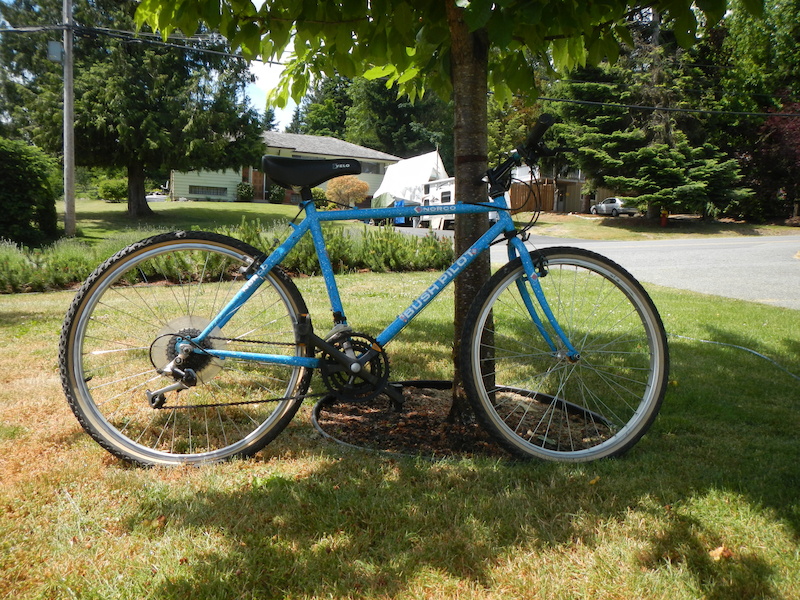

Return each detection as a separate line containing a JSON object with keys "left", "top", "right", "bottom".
{"left": 513, "top": 234, "right": 800, "bottom": 311}
{"left": 402, "top": 226, "right": 800, "bottom": 311}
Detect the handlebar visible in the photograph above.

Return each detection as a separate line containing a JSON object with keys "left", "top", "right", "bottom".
{"left": 485, "top": 113, "right": 559, "bottom": 194}
{"left": 521, "top": 113, "right": 556, "bottom": 154}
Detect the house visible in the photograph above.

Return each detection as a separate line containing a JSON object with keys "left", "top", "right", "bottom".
{"left": 170, "top": 132, "right": 401, "bottom": 203}
{"left": 245, "top": 132, "right": 400, "bottom": 202}
{"left": 168, "top": 169, "right": 242, "bottom": 203}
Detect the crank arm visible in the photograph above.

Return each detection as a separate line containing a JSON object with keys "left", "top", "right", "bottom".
{"left": 311, "top": 333, "right": 363, "bottom": 373}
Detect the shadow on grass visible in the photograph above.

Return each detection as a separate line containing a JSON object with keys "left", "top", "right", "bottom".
{"left": 117, "top": 331, "right": 800, "bottom": 598}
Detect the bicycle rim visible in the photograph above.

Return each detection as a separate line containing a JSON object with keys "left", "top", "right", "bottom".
{"left": 59, "top": 232, "right": 311, "bottom": 466}
{"left": 461, "top": 247, "right": 668, "bottom": 462}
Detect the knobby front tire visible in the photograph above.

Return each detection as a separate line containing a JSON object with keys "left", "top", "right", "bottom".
{"left": 460, "top": 247, "right": 669, "bottom": 462}
{"left": 59, "top": 232, "right": 312, "bottom": 467}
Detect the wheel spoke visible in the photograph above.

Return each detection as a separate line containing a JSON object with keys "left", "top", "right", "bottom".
{"left": 60, "top": 233, "right": 312, "bottom": 466}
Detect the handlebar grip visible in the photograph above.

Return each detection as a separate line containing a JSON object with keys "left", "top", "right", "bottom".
{"left": 523, "top": 113, "right": 555, "bottom": 151}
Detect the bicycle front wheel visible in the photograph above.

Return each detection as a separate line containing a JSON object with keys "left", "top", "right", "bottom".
{"left": 461, "top": 247, "right": 668, "bottom": 462}
{"left": 59, "top": 232, "right": 312, "bottom": 467}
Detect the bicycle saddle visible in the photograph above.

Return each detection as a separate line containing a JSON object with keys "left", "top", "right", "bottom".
{"left": 261, "top": 155, "right": 362, "bottom": 189}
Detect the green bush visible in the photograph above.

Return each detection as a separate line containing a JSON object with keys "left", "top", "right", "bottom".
{"left": 97, "top": 178, "right": 128, "bottom": 203}
{"left": 0, "top": 220, "right": 455, "bottom": 294}
{"left": 0, "top": 240, "right": 34, "bottom": 293}
{"left": 236, "top": 182, "right": 254, "bottom": 202}
{"left": 267, "top": 184, "right": 287, "bottom": 204}
{"left": 0, "top": 137, "right": 59, "bottom": 246}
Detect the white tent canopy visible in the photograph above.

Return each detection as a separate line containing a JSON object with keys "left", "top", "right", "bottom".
{"left": 372, "top": 151, "right": 448, "bottom": 204}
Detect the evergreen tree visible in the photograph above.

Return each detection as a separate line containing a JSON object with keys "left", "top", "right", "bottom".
{"left": 286, "top": 75, "right": 351, "bottom": 137}
{"left": 546, "top": 12, "right": 751, "bottom": 219}
{"left": 345, "top": 77, "right": 455, "bottom": 171}
{"left": 0, "top": 0, "right": 263, "bottom": 218}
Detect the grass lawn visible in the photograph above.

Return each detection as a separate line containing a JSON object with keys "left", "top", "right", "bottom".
{"left": 68, "top": 198, "right": 304, "bottom": 243}
{"left": 518, "top": 212, "right": 797, "bottom": 241}
{"left": 65, "top": 198, "right": 798, "bottom": 244}
{"left": 1, "top": 268, "right": 798, "bottom": 599}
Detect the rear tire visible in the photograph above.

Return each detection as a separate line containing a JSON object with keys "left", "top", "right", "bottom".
{"left": 460, "top": 247, "right": 668, "bottom": 462}
{"left": 59, "top": 232, "right": 312, "bottom": 466}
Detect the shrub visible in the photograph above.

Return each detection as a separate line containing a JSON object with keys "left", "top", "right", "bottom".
{"left": 236, "top": 182, "right": 254, "bottom": 202}
{"left": 325, "top": 175, "right": 369, "bottom": 208}
{"left": 0, "top": 220, "right": 455, "bottom": 294}
{"left": 97, "top": 178, "right": 128, "bottom": 203}
{"left": 0, "top": 239, "right": 34, "bottom": 293}
{"left": 0, "top": 137, "right": 59, "bottom": 246}
{"left": 267, "top": 184, "right": 287, "bottom": 204}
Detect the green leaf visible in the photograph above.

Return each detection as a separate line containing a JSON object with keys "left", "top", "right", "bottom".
{"left": 392, "top": 2, "right": 415, "bottom": 38}
{"left": 551, "top": 38, "right": 569, "bottom": 71}
{"left": 396, "top": 67, "right": 420, "bottom": 85}
{"left": 463, "top": 0, "right": 493, "bottom": 31}
{"left": 363, "top": 64, "right": 396, "bottom": 79}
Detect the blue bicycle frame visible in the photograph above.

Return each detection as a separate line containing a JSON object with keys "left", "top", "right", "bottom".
{"left": 194, "top": 193, "right": 579, "bottom": 367}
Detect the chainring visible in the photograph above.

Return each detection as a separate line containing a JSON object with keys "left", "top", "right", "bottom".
{"left": 319, "top": 332, "right": 390, "bottom": 403}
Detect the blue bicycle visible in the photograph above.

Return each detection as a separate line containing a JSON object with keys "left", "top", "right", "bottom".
{"left": 59, "top": 115, "right": 669, "bottom": 466}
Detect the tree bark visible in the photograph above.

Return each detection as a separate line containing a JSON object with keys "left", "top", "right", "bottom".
{"left": 444, "top": 1, "right": 490, "bottom": 422}
{"left": 127, "top": 161, "right": 155, "bottom": 218}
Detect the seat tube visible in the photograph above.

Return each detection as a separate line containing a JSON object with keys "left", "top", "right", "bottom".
{"left": 306, "top": 203, "right": 348, "bottom": 324}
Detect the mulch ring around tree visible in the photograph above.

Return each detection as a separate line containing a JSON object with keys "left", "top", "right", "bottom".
{"left": 312, "top": 384, "right": 509, "bottom": 459}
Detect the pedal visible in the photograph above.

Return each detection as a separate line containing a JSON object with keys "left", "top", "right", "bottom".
{"left": 385, "top": 382, "right": 405, "bottom": 412}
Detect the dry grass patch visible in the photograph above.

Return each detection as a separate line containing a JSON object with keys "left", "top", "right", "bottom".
{"left": 1, "top": 278, "right": 799, "bottom": 599}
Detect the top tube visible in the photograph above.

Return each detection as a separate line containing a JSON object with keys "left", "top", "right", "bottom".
{"left": 311, "top": 195, "right": 510, "bottom": 223}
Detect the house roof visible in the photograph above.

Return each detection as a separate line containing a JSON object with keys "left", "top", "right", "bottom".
{"left": 263, "top": 132, "right": 400, "bottom": 162}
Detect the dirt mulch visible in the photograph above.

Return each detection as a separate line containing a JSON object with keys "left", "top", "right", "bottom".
{"left": 312, "top": 384, "right": 509, "bottom": 459}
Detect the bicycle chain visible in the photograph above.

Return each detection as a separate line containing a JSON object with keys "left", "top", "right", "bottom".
{"left": 155, "top": 390, "right": 325, "bottom": 411}
{"left": 152, "top": 334, "right": 310, "bottom": 410}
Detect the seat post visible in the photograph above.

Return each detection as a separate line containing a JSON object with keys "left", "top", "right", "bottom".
{"left": 299, "top": 186, "right": 314, "bottom": 203}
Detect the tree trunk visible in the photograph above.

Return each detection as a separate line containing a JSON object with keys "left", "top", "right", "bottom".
{"left": 444, "top": 1, "right": 490, "bottom": 423}
{"left": 127, "top": 161, "right": 155, "bottom": 218}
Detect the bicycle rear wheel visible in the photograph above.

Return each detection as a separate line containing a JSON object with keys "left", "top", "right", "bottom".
{"left": 59, "top": 231, "right": 312, "bottom": 466}
{"left": 460, "top": 247, "right": 668, "bottom": 462}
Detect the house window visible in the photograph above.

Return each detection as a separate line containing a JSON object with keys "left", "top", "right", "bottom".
{"left": 361, "top": 162, "right": 383, "bottom": 174}
{"left": 189, "top": 186, "right": 227, "bottom": 197}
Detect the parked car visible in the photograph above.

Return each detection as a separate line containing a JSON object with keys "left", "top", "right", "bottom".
{"left": 590, "top": 197, "right": 638, "bottom": 217}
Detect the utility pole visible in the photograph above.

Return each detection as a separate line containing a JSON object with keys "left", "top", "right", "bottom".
{"left": 62, "top": 0, "right": 76, "bottom": 236}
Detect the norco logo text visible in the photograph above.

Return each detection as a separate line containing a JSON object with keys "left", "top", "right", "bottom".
{"left": 414, "top": 205, "right": 455, "bottom": 214}
{"left": 399, "top": 249, "right": 479, "bottom": 322}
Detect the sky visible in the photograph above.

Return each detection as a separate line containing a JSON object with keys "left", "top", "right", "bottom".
{"left": 246, "top": 59, "right": 297, "bottom": 131}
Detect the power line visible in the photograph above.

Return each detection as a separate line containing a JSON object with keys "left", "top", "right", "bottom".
{"left": 538, "top": 95, "right": 800, "bottom": 118}
{"left": 0, "top": 23, "right": 283, "bottom": 65}
{"left": 7, "top": 22, "right": 798, "bottom": 118}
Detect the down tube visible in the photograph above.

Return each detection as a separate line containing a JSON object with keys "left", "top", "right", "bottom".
{"left": 374, "top": 222, "right": 505, "bottom": 348}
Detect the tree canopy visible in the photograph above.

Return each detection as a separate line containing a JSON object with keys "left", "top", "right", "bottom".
{"left": 135, "top": 0, "right": 763, "bottom": 416}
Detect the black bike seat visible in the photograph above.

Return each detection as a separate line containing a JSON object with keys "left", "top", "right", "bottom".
{"left": 261, "top": 156, "right": 362, "bottom": 189}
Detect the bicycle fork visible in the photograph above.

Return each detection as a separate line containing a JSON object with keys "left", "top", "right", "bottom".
{"left": 508, "top": 236, "right": 580, "bottom": 362}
